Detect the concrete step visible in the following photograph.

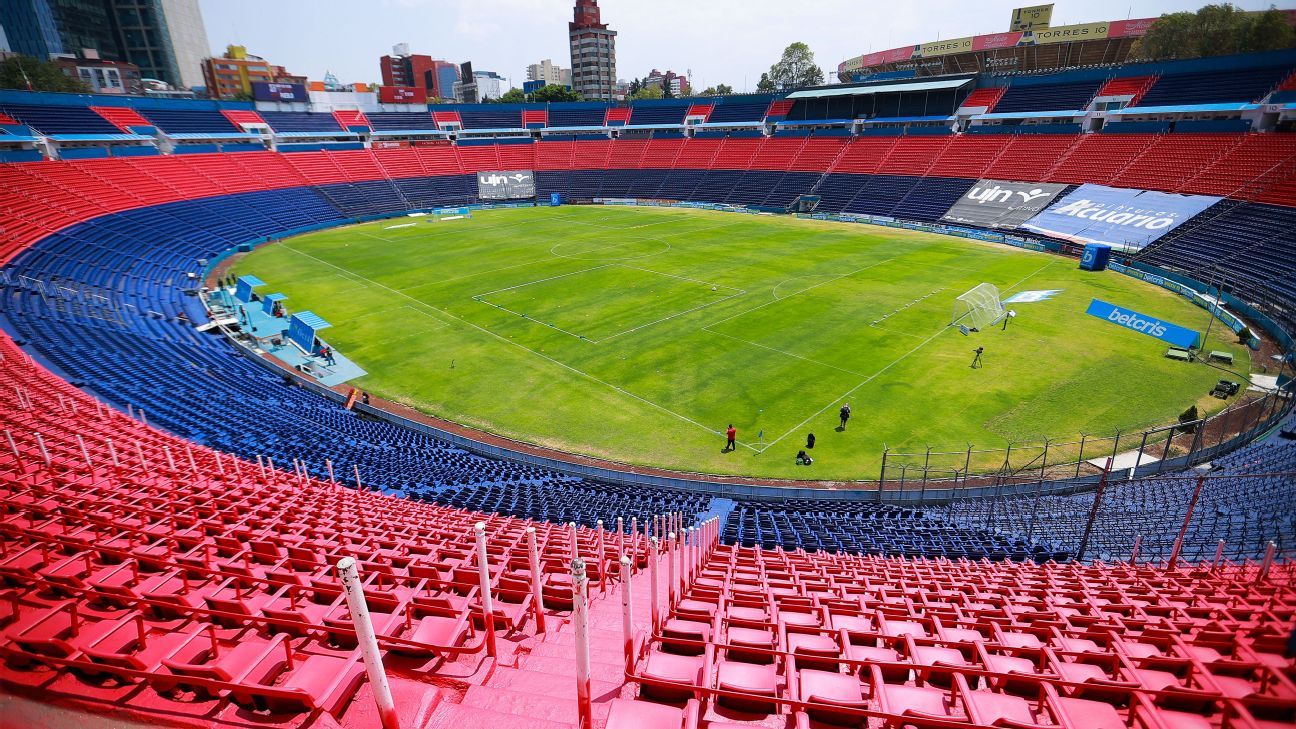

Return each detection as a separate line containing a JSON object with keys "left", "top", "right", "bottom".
{"left": 423, "top": 701, "right": 574, "bottom": 729}
{"left": 461, "top": 684, "right": 613, "bottom": 726}
{"left": 486, "top": 666, "right": 624, "bottom": 701}
{"left": 532, "top": 639, "right": 627, "bottom": 665}
{"left": 520, "top": 654, "right": 627, "bottom": 684}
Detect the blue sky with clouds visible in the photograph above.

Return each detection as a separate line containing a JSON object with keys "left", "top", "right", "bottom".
{"left": 198, "top": 0, "right": 1288, "bottom": 92}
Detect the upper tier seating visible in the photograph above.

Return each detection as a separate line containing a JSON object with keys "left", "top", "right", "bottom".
{"left": 458, "top": 108, "right": 523, "bottom": 129}
{"left": 1138, "top": 65, "right": 1293, "bottom": 106}
{"left": 366, "top": 112, "right": 439, "bottom": 131}
{"left": 548, "top": 106, "right": 608, "bottom": 127}
{"left": 0, "top": 103, "right": 121, "bottom": 135}
{"left": 630, "top": 103, "right": 690, "bottom": 126}
{"left": 259, "top": 111, "right": 345, "bottom": 133}
{"left": 140, "top": 108, "right": 241, "bottom": 134}
{"left": 992, "top": 80, "right": 1103, "bottom": 114}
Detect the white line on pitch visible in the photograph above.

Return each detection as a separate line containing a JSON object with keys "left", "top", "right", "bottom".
{"left": 473, "top": 264, "right": 612, "bottom": 298}
{"left": 273, "top": 244, "right": 755, "bottom": 449}
{"left": 705, "top": 257, "right": 896, "bottom": 330}
{"left": 596, "top": 290, "right": 747, "bottom": 343}
{"left": 618, "top": 264, "right": 744, "bottom": 292}
{"left": 473, "top": 298, "right": 590, "bottom": 341}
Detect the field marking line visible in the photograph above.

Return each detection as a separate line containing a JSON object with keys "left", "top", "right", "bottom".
{"left": 354, "top": 230, "right": 399, "bottom": 244}
{"left": 596, "top": 289, "right": 748, "bottom": 344}
{"left": 704, "top": 328, "right": 870, "bottom": 378}
{"left": 473, "top": 298, "right": 591, "bottom": 341}
{"left": 772, "top": 273, "right": 851, "bottom": 301}
{"left": 549, "top": 237, "right": 666, "bottom": 259}
{"left": 618, "top": 264, "right": 745, "bottom": 293}
{"left": 336, "top": 305, "right": 408, "bottom": 324}
{"left": 474, "top": 262, "right": 614, "bottom": 297}
{"left": 400, "top": 304, "right": 450, "bottom": 330}
{"left": 270, "top": 242, "right": 757, "bottom": 450}
{"left": 395, "top": 257, "right": 557, "bottom": 291}
{"left": 759, "top": 321, "right": 956, "bottom": 452}
{"left": 705, "top": 257, "right": 897, "bottom": 331}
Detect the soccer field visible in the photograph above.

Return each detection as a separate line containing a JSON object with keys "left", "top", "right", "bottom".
{"left": 234, "top": 205, "right": 1251, "bottom": 480}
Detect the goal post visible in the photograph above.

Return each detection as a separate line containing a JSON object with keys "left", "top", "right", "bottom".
{"left": 952, "top": 283, "right": 1005, "bottom": 330}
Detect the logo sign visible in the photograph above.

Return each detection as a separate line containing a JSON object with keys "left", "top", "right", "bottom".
{"left": 941, "top": 179, "right": 1067, "bottom": 229}
{"left": 477, "top": 170, "right": 535, "bottom": 200}
{"left": 1085, "top": 299, "right": 1199, "bottom": 349}
{"left": 1004, "top": 289, "right": 1062, "bottom": 304}
{"left": 1021, "top": 184, "right": 1220, "bottom": 251}
{"left": 252, "top": 82, "right": 307, "bottom": 102}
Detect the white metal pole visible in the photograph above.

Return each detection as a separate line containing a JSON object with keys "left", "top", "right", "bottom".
{"left": 596, "top": 520, "right": 606, "bottom": 593}
{"left": 630, "top": 517, "right": 638, "bottom": 555}
{"left": 336, "top": 557, "right": 400, "bottom": 729}
{"left": 1259, "top": 541, "right": 1276, "bottom": 581}
{"left": 35, "top": 433, "right": 51, "bottom": 468}
{"left": 569, "top": 522, "right": 578, "bottom": 562}
{"left": 354, "top": 465, "right": 363, "bottom": 491}
{"left": 1213, "top": 539, "right": 1225, "bottom": 568}
{"left": 475, "top": 522, "right": 497, "bottom": 656}
{"left": 5, "top": 429, "right": 20, "bottom": 460}
{"left": 326, "top": 458, "right": 335, "bottom": 483}
{"left": 1130, "top": 535, "right": 1141, "bottom": 565}
{"left": 572, "top": 558, "right": 593, "bottom": 729}
{"left": 527, "top": 526, "right": 545, "bottom": 633}
{"left": 164, "top": 446, "right": 175, "bottom": 472}
{"left": 620, "top": 555, "right": 634, "bottom": 675}
{"left": 667, "top": 532, "right": 676, "bottom": 610}
{"left": 135, "top": 441, "right": 148, "bottom": 470}
{"left": 75, "top": 435, "right": 92, "bottom": 471}
{"left": 649, "top": 536, "right": 660, "bottom": 633}
{"left": 617, "top": 517, "right": 624, "bottom": 556}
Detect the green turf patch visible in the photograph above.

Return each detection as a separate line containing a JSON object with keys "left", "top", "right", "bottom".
{"left": 234, "top": 206, "right": 1253, "bottom": 480}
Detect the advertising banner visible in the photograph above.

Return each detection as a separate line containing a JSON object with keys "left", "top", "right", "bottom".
{"left": 378, "top": 86, "right": 420, "bottom": 104}
{"left": 1027, "top": 21, "right": 1111, "bottom": 44}
{"left": 941, "top": 179, "right": 1068, "bottom": 229}
{"left": 477, "top": 170, "right": 536, "bottom": 200}
{"left": 1021, "top": 184, "right": 1220, "bottom": 251}
{"left": 919, "top": 37, "right": 975, "bottom": 57}
{"left": 1085, "top": 298, "right": 1200, "bottom": 349}
{"left": 252, "top": 82, "right": 308, "bottom": 102}
{"left": 973, "top": 32, "right": 1025, "bottom": 51}
{"left": 1010, "top": 3, "right": 1054, "bottom": 31}
{"left": 1108, "top": 18, "right": 1158, "bottom": 39}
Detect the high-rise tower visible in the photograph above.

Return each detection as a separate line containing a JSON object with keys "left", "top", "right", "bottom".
{"left": 568, "top": 0, "right": 616, "bottom": 101}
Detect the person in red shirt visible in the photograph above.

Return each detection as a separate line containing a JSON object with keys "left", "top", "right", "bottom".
{"left": 724, "top": 424, "right": 736, "bottom": 452}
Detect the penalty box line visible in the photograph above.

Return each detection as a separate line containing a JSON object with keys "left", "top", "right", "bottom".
{"left": 276, "top": 242, "right": 759, "bottom": 450}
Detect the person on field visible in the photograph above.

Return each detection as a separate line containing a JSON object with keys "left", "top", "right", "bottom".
{"left": 839, "top": 404, "right": 851, "bottom": 430}
{"left": 725, "top": 424, "right": 736, "bottom": 452}
{"left": 806, "top": 432, "right": 816, "bottom": 449}
{"left": 972, "top": 347, "right": 984, "bottom": 369}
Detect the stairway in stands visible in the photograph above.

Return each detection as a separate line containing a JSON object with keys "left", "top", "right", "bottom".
{"left": 428, "top": 562, "right": 656, "bottom": 727}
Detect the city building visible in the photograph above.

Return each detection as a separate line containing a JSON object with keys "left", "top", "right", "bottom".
{"left": 201, "top": 44, "right": 298, "bottom": 99}
{"left": 473, "top": 70, "right": 505, "bottom": 101}
{"left": 645, "top": 68, "right": 689, "bottom": 96}
{"left": 379, "top": 44, "right": 460, "bottom": 101}
{"left": 526, "top": 58, "right": 571, "bottom": 87}
{"left": 54, "top": 49, "right": 142, "bottom": 93}
{"left": 0, "top": 0, "right": 209, "bottom": 89}
{"left": 568, "top": 0, "right": 616, "bottom": 100}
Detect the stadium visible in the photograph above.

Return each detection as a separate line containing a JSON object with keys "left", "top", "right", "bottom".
{"left": 0, "top": 1, "right": 1294, "bottom": 728}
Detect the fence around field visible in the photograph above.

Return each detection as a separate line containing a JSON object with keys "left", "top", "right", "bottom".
{"left": 877, "top": 387, "right": 1293, "bottom": 500}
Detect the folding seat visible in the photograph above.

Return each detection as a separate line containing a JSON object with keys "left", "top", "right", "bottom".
{"left": 3, "top": 601, "right": 116, "bottom": 663}
{"left": 604, "top": 697, "right": 700, "bottom": 729}
{"left": 715, "top": 659, "right": 781, "bottom": 713}
{"left": 785, "top": 629, "right": 844, "bottom": 673}
{"left": 661, "top": 616, "right": 713, "bottom": 656}
{"left": 231, "top": 652, "right": 367, "bottom": 715}
{"left": 389, "top": 595, "right": 472, "bottom": 658}
{"left": 78, "top": 614, "right": 199, "bottom": 676}
{"left": 638, "top": 642, "right": 713, "bottom": 703}
{"left": 151, "top": 629, "right": 288, "bottom": 698}
{"left": 871, "top": 664, "right": 968, "bottom": 728}
{"left": 797, "top": 668, "right": 868, "bottom": 727}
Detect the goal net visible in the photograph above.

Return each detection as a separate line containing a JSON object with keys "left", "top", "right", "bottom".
{"left": 952, "top": 283, "right": 1005, "bottom": 330}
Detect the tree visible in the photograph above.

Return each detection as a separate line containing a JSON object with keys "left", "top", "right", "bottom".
{"left": 531, "top": 84, "right": 581, "bottom": 102}
{"left": 0, "top": 55, "right": 88, "bottom": 93}
{"left": 768, "top": 42, "right": 824, "bottom": 90}
{"left": 631, "top": 84, "right": 663, "bottom": 100}
{"left": 755, "top": 72, "right": 776, "bottom": 93}
{"left": 628, "top": 78, "right": 642, "bottom": 96}
{"left": 1134, "top": 4, "right": 1295, "bottom": 60}
{"left": 499, "top": 87, "right": 527, "bottom": 103}
{"left": 230, "top": 90, "right": 254, "bottom": 102}
{"left": 714, "top": 83, "right": 734, "bottom": 95}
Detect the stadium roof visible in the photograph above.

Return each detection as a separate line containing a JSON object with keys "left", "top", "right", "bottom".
{"left": 291, "top": 311, "right": 331, "bottom": 330}
{"left": 785, "top": 78, "right": 971, "bottom": 100}
{"left": 1109, "top": 102, "right": 1261, "bottom": 115}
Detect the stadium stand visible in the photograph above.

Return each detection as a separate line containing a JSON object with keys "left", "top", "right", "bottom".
{"left": 1137, "top": 65, "right": 1293, "bottom": 106}
{"left": 139, "top": 108, "right": 241, "bottom": 134}
{"left": 990, "top": 80, "right": 1103, "bottom": 114}
{"left": 0, "top": 103, "right": 122, "bottom": 135}
{"left": 90, "top": 106, "right": 152, "bottom": 132}
{"left": 259, "top": 111, "right": 347, "bottom": 133}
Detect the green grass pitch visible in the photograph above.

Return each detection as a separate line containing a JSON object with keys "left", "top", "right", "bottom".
{"left": 234, "top": 205, "right": 1251, "bottom": 480}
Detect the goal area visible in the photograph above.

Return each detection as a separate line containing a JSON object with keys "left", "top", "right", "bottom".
{"left": 951, "top": 283, "right": 1005, "bottom": 330}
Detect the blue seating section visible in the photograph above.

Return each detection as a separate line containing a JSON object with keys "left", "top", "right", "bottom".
{"left": 938, "top": 434, "right": 1296, "bottom": 562}
{"left": 992, "top": 80, "right": 1102, "bottom": 113}
{"left": 723, "top": 500, "right": 1060, "bottom": 561}
{"left": 367, "top": 112, "right": 439, "bottom": 131}
{"left": 629, "top": 103, "right": 690, "bottom": 126}
{"left": 1138, "top": 65, "right": 1293, "bottom": 106}
{"left": 259, "top": 111, "right": 345, "bottom": 133}
{"left": 0, "top": 103, "right": 120, "bottom": 135}
{"left": 547, "top": 107, "right": 607, "bottom": 127}
{"left": 141, "top": 109, "right": 240, "bottom": 134}
{"left": 457, "top": 108, "right": 522, "bottom": 129}
{"left": 709, "top": 99, "right": 774, "bottom": 124}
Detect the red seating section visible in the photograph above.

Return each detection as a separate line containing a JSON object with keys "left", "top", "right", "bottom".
{"left": 618, "top": 542, "right": 1296, "bottom": 729}
{"left": 765, "top": 100, "right": 795, "bottom": 119}
{"left": 958, "top": 88, "right": 1006, "bottom": 112}
{"left": 0, "top": 111, "right": 19, "bottom": 125}
{"left": 1275, "top": 71, "right": 1296, "bottom": 93}
{"left": 1096, "top": 76, "right": 1157, "bottom": 106}
{"left": 686, "top": 104, "right": 714, "bottom": 122}
{"left": 220, "top": 109, "right": 267, "bottom": 130}
{"left": 332, "top": 109, "right": 370, "bottom": 130}
{"left": 6, "top": 133, "right": 1296, "bottom": 267}
{"left": 432, "top": 111, "right": 462, "bottom": 127}
{"left": 521, "top": 109, "right": 548, "bottom": 127}
{"left": 89, "top": 106, "right": 152, "bottom": 132}
{"left": 604, "top": 107, "right": 632, "bottom": 125}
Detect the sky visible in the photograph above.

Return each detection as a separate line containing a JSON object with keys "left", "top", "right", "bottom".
{"left": 198, "top": 0, "right": 1292, "bottom": 92}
